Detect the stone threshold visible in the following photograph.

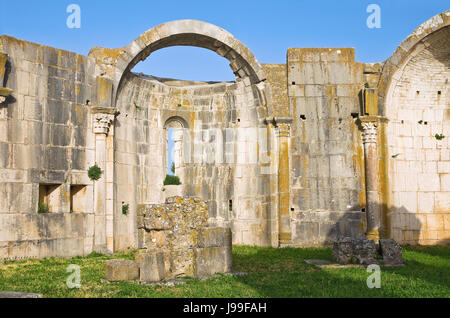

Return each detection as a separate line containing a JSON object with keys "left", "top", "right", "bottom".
{"left": 0, "top": 291, "right": 43, "bottom": 298}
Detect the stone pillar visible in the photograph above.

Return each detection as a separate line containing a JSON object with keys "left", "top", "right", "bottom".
{"left": 172, "top": 128, "right": 184, "bottom": 182}
{"left": 268, "top": 123, "right": 279, "bottom": 248}
{"left": 276, "top": 119, "right": 292, "bottom": 246}
{"left": 360, "top": 116, "right": 383, "bottom": 242}
{"left": 92, "top": 108, "right": 117, "bottom": 253}
{"left": 260, "top": 118, "right": 280, "bottom": 248}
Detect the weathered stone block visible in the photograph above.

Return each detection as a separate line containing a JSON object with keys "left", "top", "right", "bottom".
{"left": 332, "top": 237, "right": 354, "bottom": 264}
{"left": 135, "top": 251, "right": 166, "bottom": 282}
{"left": 43, "top": 147, "right": 68, "bottom": 171}
{"left": 143, "top": 218, "right": 171, "bottom": 231}
{"left": 169, "top": 249, "right": 195, "bottom": 277}
{"left": 333, "top": 238, "right": 378, "bottom": 265}
{"left": 96, "top": 76, "right": 113, "bottom": 106}
{"left": 0, "top": 143, "right": 9, "bottom": 168}
{"left": 197, "top": 227, "right": 232, "bottom": 248}
{"left": 353, "top": 239, "right": 378, "bottom": 265}
{"left": 105, "top": 259, "right": 139, "bottom": 282}
{"left": 71, "top": 149, "right": 86, "bottom": 170}
{"left": 379, "top": 239, "right": 403, "bottom": 265}
{"left": 194, "top": 246, "right": 232, "bottom": 278}
{"left": 45, "top": 100, "right": 70, "bottom": 124}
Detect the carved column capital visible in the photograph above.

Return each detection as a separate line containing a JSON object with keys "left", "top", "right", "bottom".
{"left": 91, "top": 106, "right": 119, "bottom": 136}
{"left": 361, "top": 121, "right": 378, "bottom": 144}
{"left": 359, "top": 116, "right": 388, "bottom": 144}
{"left": 93, "top": 113, "right": 115, "bottom": 135}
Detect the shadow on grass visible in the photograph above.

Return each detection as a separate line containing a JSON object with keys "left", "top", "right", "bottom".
{"left": 230, "top": 245, "right": 450, "bottom": 298}
{"left": 403, "top": 244, "right": 450, "bottom": 259}
{"left": 0, "top": 246, "right": 448, "bottom": 298}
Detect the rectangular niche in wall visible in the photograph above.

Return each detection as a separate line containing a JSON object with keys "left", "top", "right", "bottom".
{"left": 70, "top": 185, "right": 87, "bottom": 213}
{"left": 38, "top": 184, "right": 60, "bottom": 213}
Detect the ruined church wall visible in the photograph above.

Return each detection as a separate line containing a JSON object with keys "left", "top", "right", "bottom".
{"left": 287, "top": 48, "right": 367, "bottom": 246}
{"left": 383, "top": 25, "right": 450, "bottom": 245}
{"left": 1, "top": 14, "right": 448, "bottom": 261}
{"left": 0, "top": 36, "right": 96, "bottom": 259}
{"left": 114, "top": 73, "right": 274, "bottom": 249}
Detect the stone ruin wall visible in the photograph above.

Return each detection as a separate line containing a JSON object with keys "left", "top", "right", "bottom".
{"left": 0, "top": 36, "right": 97, "bottom": 259}
{"left": 114, "top": 71, "right": 275, "bottom": 249}
{"left": 136, "top": 196, "right": 232, "bottom": 279}
{"left": 0, "top": 32, "right": 277, "bottom": 260}
{"left": 0, "top": 13, "right": 449, "bottom": 260}
{"left": 286, "top": 48, "right": 367, "bottom": 246}
{"left": 384, "top": 25, "right": 450, "bottom": 244}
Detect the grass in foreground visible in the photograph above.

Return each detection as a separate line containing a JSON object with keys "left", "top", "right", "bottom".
{"left": 0, "top": 245, "right": 448, "bottom": 298}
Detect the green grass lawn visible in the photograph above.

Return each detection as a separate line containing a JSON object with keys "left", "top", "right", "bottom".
{"left": 0, "top": 245, "right": 449, "bottom": 298}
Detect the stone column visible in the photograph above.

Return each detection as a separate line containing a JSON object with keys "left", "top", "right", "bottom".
{"left": 260, "top": 118, "right": 280, "bottom": 248}
{"left": 360, "top": 116, "right": 383, "bottom": 242}
{"left": 276, "top": 118, "right": 292, "bottom": 246}
{"left": 92, "top": 108, "right": 117, "bottom": 253}
{"left": 172, "top": 128, "right": 184, "bottom": 182}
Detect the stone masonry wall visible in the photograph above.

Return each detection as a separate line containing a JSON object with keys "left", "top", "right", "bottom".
{"left": 287, "top": 48, "right": 366, "bottom": 246}
{"left": 137, "top": 196, "right": 232, "bottom": 278}
{"left": 115, "top": 72, "right": 274, "bottom": 249}
{"left": 0, "top": 15, "right": 448, "bottom": 260}
{"left": 385, "top": 26, "right": 450, "bottom": 245}
{"left": 262, "top": 64, "right": 289, "bottom": 117}
{"left": 0, "top": 36, "right": 96, "bottom": 259}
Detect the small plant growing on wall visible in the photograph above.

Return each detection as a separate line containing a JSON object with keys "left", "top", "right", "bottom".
{"left": 38, "top": 201, "right": 49, "bottom": 214}
{"left": 163, "top": 174, "right": 181, "bottom": 185}
{"left": 122, "top": 203, "right": 129, "bottom": 215}
{"left": 88, "top": 163, "right": 103, "bottom": 181}
{"left": 435, "top": 133, "right": 445, "bottom": 140}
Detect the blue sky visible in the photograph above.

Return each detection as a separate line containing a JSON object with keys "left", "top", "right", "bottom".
{"left": 1, "top": 1, "right": 448, "bottom": 173}
{"left": 1, "top": 1, "right": 448, "bottom": 81}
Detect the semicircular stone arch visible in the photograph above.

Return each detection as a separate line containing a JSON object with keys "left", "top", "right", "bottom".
{"left": 381, "top": 11, "right": 450, "bottom": 245}
{"left": 89, "top": 19, "right": 270, "bottom": 109}
{"left": 378, "top": 10, "right": 450, "bottom": 114}
{"left": 104, "top": 20, "right": 275, "bottom": 250}
{"left": 164, "top": 115, "right": 189, "bottom": 129}
{"left": 125, "top": 20, "right": 265, "bottom": 81}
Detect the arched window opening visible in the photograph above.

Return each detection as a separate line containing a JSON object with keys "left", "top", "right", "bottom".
{"left": 163, "top": 118, "right": 187, "bottom": 186}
